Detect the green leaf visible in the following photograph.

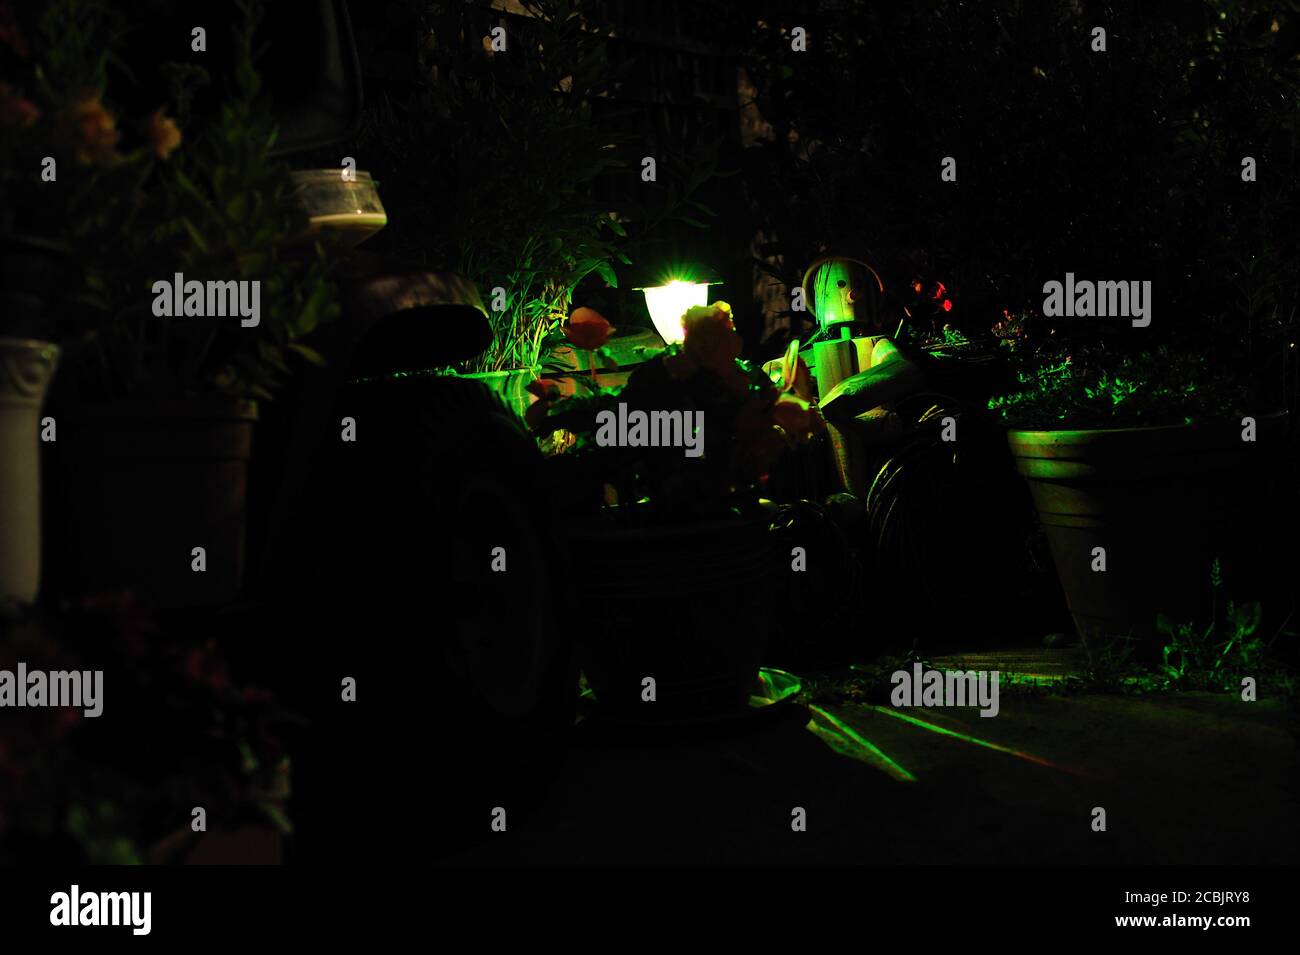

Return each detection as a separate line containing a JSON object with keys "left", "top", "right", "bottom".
{"left": 593, "top": 260, "right": 618, "bottom": 287}
{"left": 226, "top": 193, "right": 249, "bottom": 222}
{"left": 180, "top": 218, "right": 209, "bottom": 254}
{"left": 285, "top": 342, "right": 327, "bottom": 367}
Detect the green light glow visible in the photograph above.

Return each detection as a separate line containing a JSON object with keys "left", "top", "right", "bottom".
{"left": 868, "top": 705, "right": 1083, "bottom": 775}
{"left": 807, "top": 704, "right": 917, "bottom": 783}
{"left": 642, "top": 280, "right": 710, "bottom": 343}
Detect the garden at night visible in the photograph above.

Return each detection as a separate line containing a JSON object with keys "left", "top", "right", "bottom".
{"left": 0, "top": 0, "right": 1297, "bottom": 934}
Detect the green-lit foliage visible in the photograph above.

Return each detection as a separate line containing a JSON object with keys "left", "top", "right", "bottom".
{"left": 1157, "top": 559, "right": 1268, "bottom": 692}
{"left": 352, "top": 0, "right": 725, "bottom": 376}
{"left": 738, "top": 0, "right": 1300, "bottom": 351}
{"left": 987, "top": 341, "right": 1252, "bottom": 429}
{"left": 1078, "top": 631, "right": 1155, "bottom": 696}
{"left": 1076, "top": 560, "right": 1296, "bottom": 697}
{"left": 373, "top": 0, "right": 628, "bottom": 375}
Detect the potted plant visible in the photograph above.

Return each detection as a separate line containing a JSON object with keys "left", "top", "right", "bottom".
{"left": 350, "top": 0, "right": 723, "bottom": 416}
{"left": 0, "top": 594, "right": 296, "bottom": 864}
{"left": 0, "top": 3, "right": 96, "bottom": 610}
{"left": 2, "top": 0, "right": 342, "bottom": 609}
{"left": 529, "top": 301, "right": 825, "bottom": 716}
{"left": 988, "top": 314, "right": 1290, "bottom": 655}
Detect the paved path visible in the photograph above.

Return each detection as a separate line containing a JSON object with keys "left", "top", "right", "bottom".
{"left": 440, "top": 666, "right": 1298, "bottom": 864}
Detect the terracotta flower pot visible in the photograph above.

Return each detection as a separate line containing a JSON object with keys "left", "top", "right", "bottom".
{"left": 567, "top": 515, "right": 778, "bottom": 718}
{"left": 52, "top": 397, "right": 258, "bottom": 609}
{"left": 0, "top": 338, "right": 60, "bottom": 610}
{"left": 147, "top": 825, "right": 283, "bottom": 865}
{"left": 1007, "top": 412, "right": 1288, "bottom": 652}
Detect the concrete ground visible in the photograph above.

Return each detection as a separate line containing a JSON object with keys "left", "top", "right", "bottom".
{"left": 439, "top": 652, "right": 1299, "bottom": 865}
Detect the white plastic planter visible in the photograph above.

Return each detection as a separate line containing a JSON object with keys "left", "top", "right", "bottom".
{"left": 0, "top": 338, "right": 59, "bottom": 610}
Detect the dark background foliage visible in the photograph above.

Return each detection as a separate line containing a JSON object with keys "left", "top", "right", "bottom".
{"left": 738, "top": 0, "right": 1300, "bottom": 362}
{"left": 319, "top": 0, "right": 1299, "bottom": 381}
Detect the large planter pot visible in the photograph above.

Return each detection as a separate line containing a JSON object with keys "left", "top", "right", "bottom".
{"left": 0, "top": 339, "right": 60, "bottom": 610}
{"left": 567, "top": 515, "right": 778, "bottom": 718}
{"left": 52, "top": 398, "right": 258, "bottom": 609}
{"left": 462, "top": 368, "right": 535, "bottom": 419}
{"left": 0, "top": 236, "right": 74, "bottom": 341}
{"left": 1008, "top": 412, "right": 1287, "bottom": 652}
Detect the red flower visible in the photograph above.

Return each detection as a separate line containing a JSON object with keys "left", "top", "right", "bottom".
{"left": 942, "top": 299, "right": 953, "bottom": 312}
{"left": 564, "top": 307, "right": 612, "bottom": 350}
{"left": 0, "top": 2, "right": 28, "bottom": 58}
{"left": 0, "top": 83, "right": 39, "bottom": 128}
{"left": 931, "top": 282, "right": 947, "bottom": 301}
{"left": 526, "top": 378, "right": 562, "bottom": 401}
{"left": 184, "top": 648, "right": 204, "bottom": 681}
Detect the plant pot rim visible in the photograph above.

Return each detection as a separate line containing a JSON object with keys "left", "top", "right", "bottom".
{"left": 0, "top": 336, "right": 60, "bottom": 351}
{"left": 459, "top": 368, "right": 533, "bottom": 379}
{"left": 1006, "top": 408, "right": 1287, "bottom": 441}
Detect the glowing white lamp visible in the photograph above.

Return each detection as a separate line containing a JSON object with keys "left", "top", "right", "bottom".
{"left": 641, "top": 280, "right": 712, "bottom": 344}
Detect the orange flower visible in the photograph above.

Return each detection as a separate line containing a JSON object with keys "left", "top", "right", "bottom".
{"left": 524, "top": 377, "right": 562, "bottom": 429}
{"left": 147, "top": 106, "right": 182, "bottom": 160}
{"left": 564, "top": 306, "right": 613, "bottom": 350}
{"left": 0, "top": 83, "right": 38, "bottom": 127}
{"left": 771, "top": 392, "right": 825, "bottom": 441}
{"left": 665, "top": 301, "right": 751, "bottom": 394}
{"left": 681, "top": 301, "right": 741, "bottom": 372}
{"left": 64, "top": 92, "right": 121, "bottom": 166}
